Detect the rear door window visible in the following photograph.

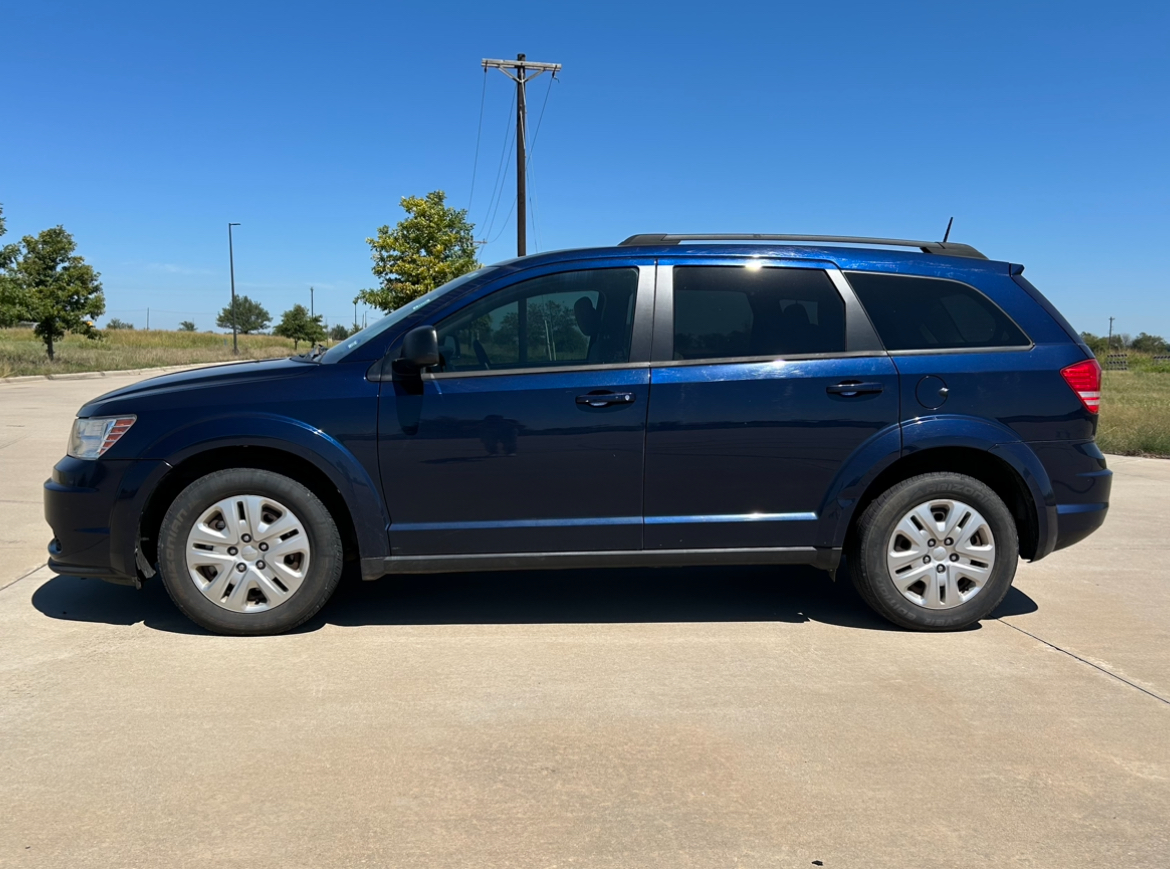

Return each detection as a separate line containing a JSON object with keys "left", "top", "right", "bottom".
{"left": 845, "top": 272, "right": 1030, "bottom": 351}
{"left": 671, "top": 266, "right": 846, "bottom": 360}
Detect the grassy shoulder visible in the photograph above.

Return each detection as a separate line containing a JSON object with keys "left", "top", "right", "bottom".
{"left": 1098, "top": 358, "right": 1170, "bottom": 458}
{"left": 0, "top": 328, "right": 299, "bottom": 377}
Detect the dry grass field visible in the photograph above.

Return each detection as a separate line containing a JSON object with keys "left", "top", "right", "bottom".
{"left": 0, "top": 328, "right": 298, "bottom": 378}
{"left": 1097, "top": 356, "right": 1170, "bottom": 457}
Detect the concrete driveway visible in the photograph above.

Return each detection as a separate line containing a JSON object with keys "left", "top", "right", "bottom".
{"left": 2, "top": 371, "right": 1167, "bottom": 868}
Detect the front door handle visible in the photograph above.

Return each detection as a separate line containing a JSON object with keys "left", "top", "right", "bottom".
{"left": 576, "top": 392, "right": 636, "bottom": 407}
{"left": 826, "top": 381, "right": 884, "bottom": 397}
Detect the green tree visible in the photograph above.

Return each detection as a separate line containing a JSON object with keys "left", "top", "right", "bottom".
{"left": 106, "top": 318, "right": 135, "bottom": 330}
{"left": 178, "top": 320, "right": 196, "bottom": 331}
{"left": 1080, "top": 332, "right": 1108, "bottom": 356}
{"left": 357, "top": 191, "right": 480, "bottom": 314}
{"left": 329, "top": 322, "right": 351, "bottom": 341}
{"left": 0, "top": 203, "right": 23, "bottom": 327}
{"left": 0, "top": 225, "right": 104, "bottom": 359}
{"left": 273, "top": 303, "right": 326, "bottom": 350}
{"left": 216, "top": 295, "right": 271, "bottom": 334}
{"left": 1131, "top": 332, "right": 1169, "bottom": 354}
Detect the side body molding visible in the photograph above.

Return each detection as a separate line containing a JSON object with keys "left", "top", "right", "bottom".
{"left": 142, "top": 413, "right": 391, "bottom": 563}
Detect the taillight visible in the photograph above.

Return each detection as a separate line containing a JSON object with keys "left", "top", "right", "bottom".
{"left": 1060, "top": 359, "right": 1101, "bottom": 414}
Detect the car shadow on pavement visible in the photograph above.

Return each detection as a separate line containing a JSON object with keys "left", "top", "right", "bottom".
{"left": 32, "top": 564, "right": 1038, "bottom": 636}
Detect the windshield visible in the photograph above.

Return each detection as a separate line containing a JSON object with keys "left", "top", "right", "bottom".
{"left": 319, "top": 267, "right": 498, "bottom": 362}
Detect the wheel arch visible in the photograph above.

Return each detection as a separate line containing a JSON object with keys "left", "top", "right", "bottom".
{"left": 847, "top": 446, "right": 1047, "bottom": 560}
{"left": 137, "top": 445, "right": 366, "bottom": 572}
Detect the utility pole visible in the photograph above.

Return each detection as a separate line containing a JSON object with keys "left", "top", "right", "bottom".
{"left": 483, "top": 53, "right": 561, "bottom": 257}
{"left": 228, "top": 222, "right": 241, "bottom": 354}
{"left": 1108, "top": 316, "right": 1115, "bottom": 353}
{"left": 354, "top": 299, "right": 359, "bottom": 332}
{"left": 310, "top": 286, "right": 315, "bottom": 317}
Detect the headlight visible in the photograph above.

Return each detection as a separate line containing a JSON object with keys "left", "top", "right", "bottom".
{"left": 68, "top": 416, "right": 137, "bottom": 460}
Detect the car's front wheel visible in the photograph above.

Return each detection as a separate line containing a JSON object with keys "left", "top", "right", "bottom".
{"left": 157, "top": 468, "right": 344, "bottom": 635}
{"left": 848, "top": 472, "right": 1018, "bottom": 631}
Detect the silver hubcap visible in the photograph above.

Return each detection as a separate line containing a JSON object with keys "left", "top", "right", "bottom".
{"left": 185, "top": 494, "right": 310, "bottom": 613}
{"left": 886, "top": 498, "right": 995, "bottom": 610}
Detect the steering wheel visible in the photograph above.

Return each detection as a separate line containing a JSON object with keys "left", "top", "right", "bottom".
{"left": 473, "top": 339, "right": 492, "bottom": 370}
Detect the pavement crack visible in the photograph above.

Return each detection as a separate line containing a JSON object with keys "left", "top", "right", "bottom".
{"left": 998, "top": 618, "right": 1170, "bottom": 707}
{"left": 0, "top": 562, "right": 47, "bottom": 593}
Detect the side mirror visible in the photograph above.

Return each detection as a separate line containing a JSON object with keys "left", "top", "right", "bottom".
{"left": 401, "top": 325, "right": 440, "bottom": 370}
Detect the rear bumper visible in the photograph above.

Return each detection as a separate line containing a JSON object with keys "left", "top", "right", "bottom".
{"left": 1033, "top": 440, "right": 1112, "bottom": 554}
{"left": 1054, "top": 501, "right": 1109, "bottom": 551}
{"left": 44, "top": 457, "right": 170, "bottom": 583}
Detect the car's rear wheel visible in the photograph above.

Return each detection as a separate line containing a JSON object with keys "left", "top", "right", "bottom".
{"left": 847, "top": 472, "right": 1018, "bottom": 631}
{"left": 157, "top": 468, "right": 343, "bottom": 635}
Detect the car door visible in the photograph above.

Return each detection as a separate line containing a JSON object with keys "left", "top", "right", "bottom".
{"left": 378, "top": 261, "right": 655, "bottom": 557}
{"left": 642, "top": 258, "right": 900, "bottom": 550}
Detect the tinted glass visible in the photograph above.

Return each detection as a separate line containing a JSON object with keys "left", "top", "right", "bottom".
{"left": 672, "top": 266, "right": 846, "bottom": 360}
{"left": 320, "top": 266, "right": 498, "bottom": 362}
{"left": 846, "top": 272, "right": 1030, "bottom": 351}
{"left": 435, "top": 268, "right": 638, "bottom": 372}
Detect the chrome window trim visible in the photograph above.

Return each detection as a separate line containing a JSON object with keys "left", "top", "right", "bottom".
{"left": 646, "top": 351, "right": 886, "bottom": 369}
{"left": 886, "top": 345, "right": 1035, "bottom": 357}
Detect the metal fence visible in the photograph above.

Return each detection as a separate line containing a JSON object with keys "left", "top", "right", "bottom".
{"left": 1104, "top": 354, "right": 1129, "bottom": 370}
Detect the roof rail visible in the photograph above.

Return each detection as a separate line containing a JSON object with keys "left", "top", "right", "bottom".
{"left": 617, "top": 233, "right": 988, "bottom": 260}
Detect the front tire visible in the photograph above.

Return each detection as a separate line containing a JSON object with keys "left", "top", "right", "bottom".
{"left": 848, "top": 472, "right": 1018, "bottom": 631}
{"left": 158, "top": 468, "right": 344, "bottom": 635}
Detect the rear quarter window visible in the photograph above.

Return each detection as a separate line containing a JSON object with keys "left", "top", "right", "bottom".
{"left": 845, "top": 272, "right": 1030, "bottom": 351}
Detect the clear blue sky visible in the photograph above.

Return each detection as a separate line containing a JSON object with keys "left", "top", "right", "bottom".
{"left": 2, "top": 0, "right": 1167, "bottom": 338}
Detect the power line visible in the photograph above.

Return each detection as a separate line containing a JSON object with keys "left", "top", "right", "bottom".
{"left": 482, "top": 54, "right": 562, "bottom": 257}
{"left": 480, "top": 87, "right": 515, "bottom": 234}
{"left": 487, "top": 194, "right": 518, "bottom": 246}
{"left": 467, "top": 69, "right": 488, "bottom": 212}
{"left": 483, "top": 122, "right": 516, "bottom": 245}
{"left": 526, "top": 74, "right": 556, "bottom": 252}
{"left": 528, "top": 72, "right": 556, "bottom": 161}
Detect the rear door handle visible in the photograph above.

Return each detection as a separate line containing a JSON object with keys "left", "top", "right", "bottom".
{"left": 826, "top": 381, "right": 884, "bottom": 397}
{"left": 576, "top": 392, "right": 636, "bottom": 407}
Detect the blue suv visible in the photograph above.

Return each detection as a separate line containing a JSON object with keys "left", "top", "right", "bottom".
{"left": 44, "top": 234, "right": 1110, "bottom": 635}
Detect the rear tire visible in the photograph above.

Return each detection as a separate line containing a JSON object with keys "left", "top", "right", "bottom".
{"left": 158, "top": 468, "right": 344, "bottom": 636}
{"left": 847, "top": 472, "right": 1018, "bottom": 631}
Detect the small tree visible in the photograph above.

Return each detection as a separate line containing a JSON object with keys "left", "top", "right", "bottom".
{"left": 329, "top": 322, "right": 350, "bottom": 341}
{"left": 106, "top": 318, "right": 135, "bottom": 330}
{"left": 0, "top": 203, "right": 18, "bottom": 328}
{"left": 1, "top": 225, "right": 104, "bottom": 359}
{"left": 1080, "top": 332, "right": 1109, "bottom": 356}
{"left": 178, "top": 320, "right": 196, "bottom": 331}
{"left": 273, "top": 304, "right": 326, "bottom": 350}
{"left": 357, "top": 191, "right": 480, "bottom": 314}
{"left": 216, "top": 295, "right": 271, "bottom": 334}
{"left": 1131, "top": 332, "right": 1169, "bottom": 354}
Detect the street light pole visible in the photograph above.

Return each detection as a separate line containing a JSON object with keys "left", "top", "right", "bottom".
{"left": 228, "top": 222, "right": 241, "bottom": 355}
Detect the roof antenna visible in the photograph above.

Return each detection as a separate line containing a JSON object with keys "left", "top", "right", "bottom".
{"left": 942, "top": 216, "right": 954, "bottom": 244}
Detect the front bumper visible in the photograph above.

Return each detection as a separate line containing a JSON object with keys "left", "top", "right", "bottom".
{"left": 44, "top": 456, "right": 170, "bottom": 583}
